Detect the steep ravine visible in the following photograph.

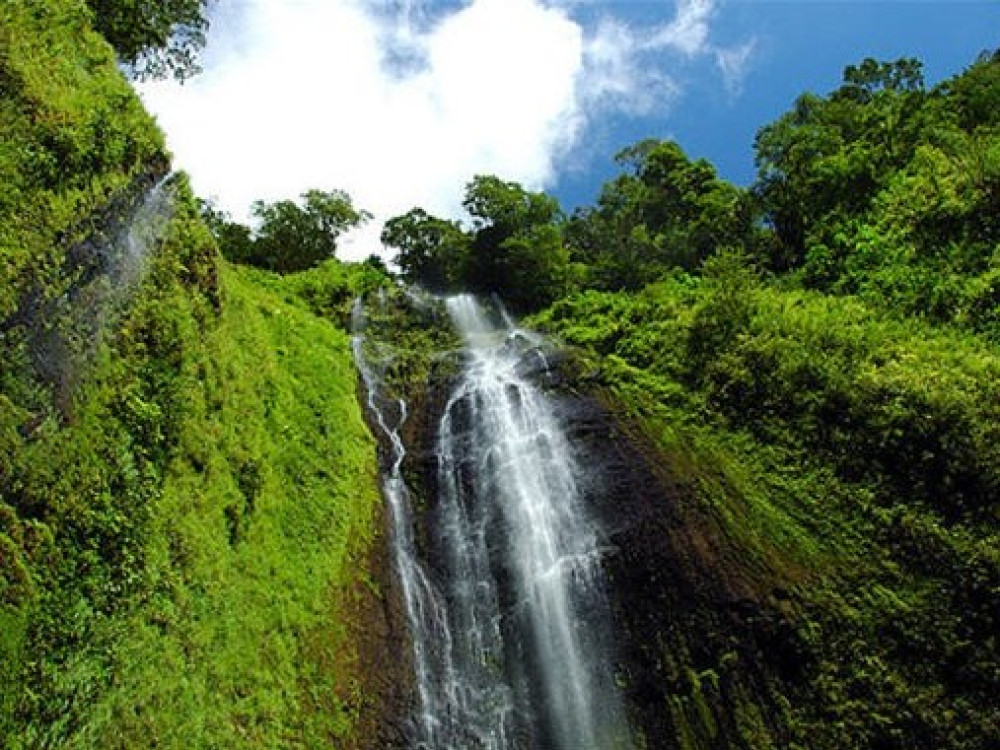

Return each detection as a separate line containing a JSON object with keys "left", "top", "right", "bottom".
{"left": 7, "top": 5, "right": 995, "bottom": 746}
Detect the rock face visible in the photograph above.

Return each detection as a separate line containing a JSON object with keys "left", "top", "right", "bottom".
{"left": 343, "top": 485, "right": 418, "bottom": 750}
{"left": 544, "top": 366, "right": 802, "bottom": 749}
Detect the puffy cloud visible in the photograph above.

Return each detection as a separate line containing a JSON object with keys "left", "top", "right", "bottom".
{"left": 582, "top": 18, "right": 677, "bottom": 115}
{"left": 578, "top": 0, "right": 754, "bottom": 115}
{"left": 138, "top": 0, "right": 751, "bottom": 259}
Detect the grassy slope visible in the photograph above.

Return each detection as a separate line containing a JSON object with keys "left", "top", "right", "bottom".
{"left": 82, "top": 264, "right": 384, "bottom": 749}
{"left": 1, "top": 2, "right": 388, "bottom": 745}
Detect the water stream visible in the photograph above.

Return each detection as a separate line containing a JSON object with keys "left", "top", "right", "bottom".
{"left": 353, "top": 293, "right": 630, "bottom": 749}
{"left": 351, "top": 299, "right": 460, "bottom": 747}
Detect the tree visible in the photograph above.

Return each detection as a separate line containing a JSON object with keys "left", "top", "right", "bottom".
{"left": 199, "top": 190, "right": 369, "bottom": 273}
{"left": 251, "top": 190, "right": 370, "bottom": 273}
{"left": 623, "top": 140, "right": 751, "bottom": 266}
{"left": 362, "top": 254, "right": 389, "bottom": 274}
{"left": 381, "top": 208, "right": 469, "bottom": 291}
{"left": 943, "top": 49, "right": 1000, "bottom": 130}
{"left": 462, "top": 174, "right": 562, "bottom": 237}
{"left": 488, "top": 222, "right": 571, "bottom": 312}
{"left": 197, "top": 198, "right": 255, "bottom": 265}
{"left": 566, "top": 140, "right": 751, "bottom": 289}
{"left": 461, "top": 175, "right": 570, "bottom": 311}
{"left": 753, "top": 58, "right": 929, "bottom": 271}
{"left": 85, "top": 0, "right": 210, "bottom": 81}
{"left": 839, "top": 57, "right": 924, "bottom": 102}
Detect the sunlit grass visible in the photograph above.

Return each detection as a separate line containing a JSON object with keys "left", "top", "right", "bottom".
{"left": 76, "top": 264, "right": 382, "bottom": 748}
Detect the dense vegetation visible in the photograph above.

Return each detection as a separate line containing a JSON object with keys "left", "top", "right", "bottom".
{"left": 381, "top": 175, "right": 572, "bottom": 311}
{"left": 525, "top": 54, "right": 1000, "bottom": 749}
{"left": 1, "top": 3, "right": 392, "bottom": 747}
{"left": 384, "top": 53, "right": 1000, "bottom": 326}
{"left": 532, "top": 268, "right": 999, "bottom": 748}
{"left": 2, "top": 0, "right": 998, "bottom": 747}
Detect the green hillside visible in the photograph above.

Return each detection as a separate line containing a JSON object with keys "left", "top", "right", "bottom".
{"left": 520, "top": 53, "right": 1000, "bottom": 750}
{"left": 531, "top": 269, "right": 1000, "bottom": 748}
{"left": 1, "top": 3, "right": 391, "bottom": 746}
{"left": 2, "top": 1, "right": 998, "bottom": 748}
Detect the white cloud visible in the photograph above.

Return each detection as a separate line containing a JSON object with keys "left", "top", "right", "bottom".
{"left": 138, "top": 0, "right": 750, "bottom": 260}
{"left": 715, "top": 39, "right": 757, "bottom": 95}
{"left": 646, "top": 0, "right": 715, "bottom": 56}
{"left": 578, "top": 0, "right": 755, "bottom": 115}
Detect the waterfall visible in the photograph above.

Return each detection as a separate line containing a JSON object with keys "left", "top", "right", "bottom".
{"left": 353, "top": 293, "right": 631, "bottom": 750}
{"left": 351, "top": 300, "right": 463, "bottom": 748}
{"left": 438, "top": 295, "right": 630, "bottom": 750}
{"left": 113, "top": 174, "right": 174, "bottom": 288}
{"left": 7, "top": 175, "right": 176, "bottom": 408}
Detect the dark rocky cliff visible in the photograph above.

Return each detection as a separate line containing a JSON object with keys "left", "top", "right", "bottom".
{"left": 548, "top": 363, "right": 806, "bottom": 749}
{"left": 339, "top": 478, "right": 418, "bottom": 750}
{"left": 356, "top": 286, "right": 1000, "bottom": 750}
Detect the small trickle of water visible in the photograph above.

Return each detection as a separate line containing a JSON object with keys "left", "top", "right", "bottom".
{"left": 351, "top": 299, "right": 466, "bottom": 749}
{"left": 114, "top": 175, "right": 174, "bottom": 287}
{"left": 17, "top": 175, "right": 176, "bottom": 403}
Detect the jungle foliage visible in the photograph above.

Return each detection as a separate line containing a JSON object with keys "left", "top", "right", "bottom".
{"left": 524, "top": 52, "right": 1000, "bottom": 750}
{"left": 1, "top": 3, "right": 391, "bottom": 746}
{"left": 376, "top": 56, "right": 1000, "bottom": 744}
{"left": 376, "top": 44, "right": 1000, "bottom": 750}
{"left": 2, "top": 0, "right": 999, "bottom": 746}
{"left": 382, "top": 175, "right": 572, "bottom": 312}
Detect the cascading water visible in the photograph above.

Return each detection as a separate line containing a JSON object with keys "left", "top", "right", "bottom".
{"left": 6, "top": 174, "right": 176, "bottom": 406}
{"left": 351, "top": 300, "right": 462, "bottom": 748}
{"left": 353, "top": 293, "right": 631, "bottom": 750}
{"left": 437, "top": 295, "right": 630, "bottom": 750}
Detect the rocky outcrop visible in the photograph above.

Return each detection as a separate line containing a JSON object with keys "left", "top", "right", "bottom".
{"left": 339, "top": 488, "right": 418, "bottom": 750}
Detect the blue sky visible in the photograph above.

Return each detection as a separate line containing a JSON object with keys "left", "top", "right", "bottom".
{"left": 138, "top": 0, "right": 1000, "bottom": 259}
{"left": 554, "top": 1, "right": 1000, "bottom": 209}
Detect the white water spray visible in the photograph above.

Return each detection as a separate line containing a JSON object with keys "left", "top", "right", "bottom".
{"left": 438, "top": 295, "right": 630, "bottom": 749}
{"left": 353, "top": 293, "right": 631, "bottom": 749}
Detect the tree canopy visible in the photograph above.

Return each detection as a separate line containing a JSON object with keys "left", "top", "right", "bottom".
{"left": 461, "top": 175, "right": 570, "bottom": 311}
{"left": 202, "top": 189, "right": 370, "bottom": 273}
{"left": 85, "top": 0, "right": 210, "bottom": 81}
{"left": 381, "top": 176, "right": 570, "bottom": 311}
{"left": 753, "top": 57, "right": 930, "bottom": 269}
{"left": 381, "top": 208, "right": 469, "bottom": 293}
{"left": 383, "top": 51, "right": 1000, "bottom": 331}
{"left": 565, "top": 139, "right": 751, "bottom": 290}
